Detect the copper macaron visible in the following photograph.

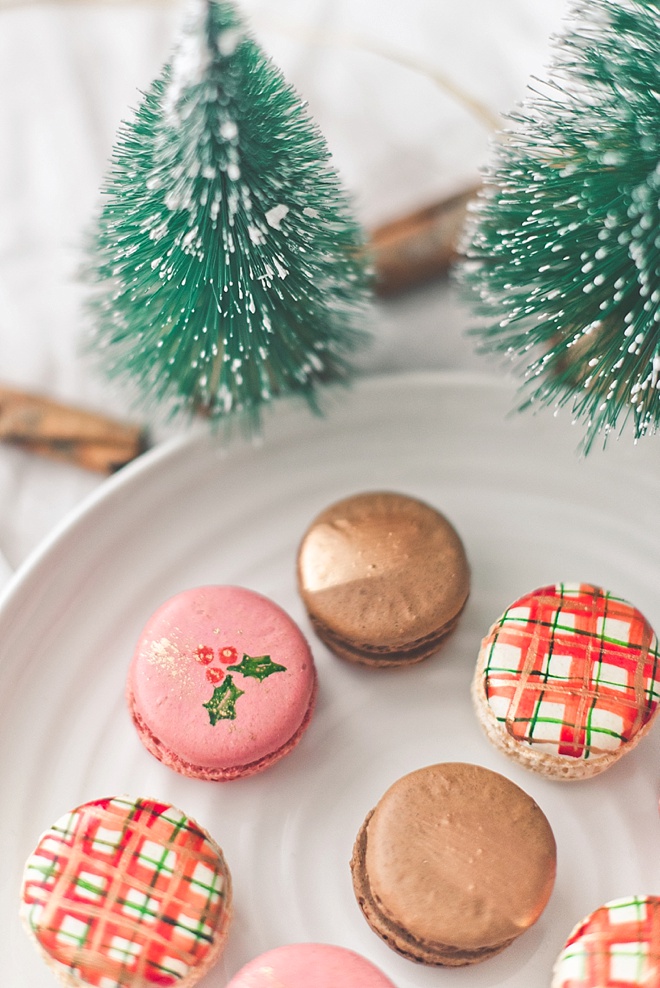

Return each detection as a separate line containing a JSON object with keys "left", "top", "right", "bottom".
{"left": 350, "top": 762, "right": 557, "bottom": 966}
{"left": 296, "top": 491, "right": 470, "bottom": 667}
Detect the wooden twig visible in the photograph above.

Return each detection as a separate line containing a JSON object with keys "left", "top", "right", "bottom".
{"left": 0, "top": 386, "right": 147, "bottom": 473}
{"left": 369, "top": 184, "right": 479, "bottom": 296}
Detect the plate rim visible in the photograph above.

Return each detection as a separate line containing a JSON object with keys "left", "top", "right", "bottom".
{"left": 0, "top": 370, "right": 511, "bottom": 614}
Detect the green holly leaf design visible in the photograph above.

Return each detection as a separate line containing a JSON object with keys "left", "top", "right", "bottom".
{"left": 203, "top": 675, "right": 245, "bottom": 725}
{"left": 228, "top": 652, "right": 287, "bottom": 682}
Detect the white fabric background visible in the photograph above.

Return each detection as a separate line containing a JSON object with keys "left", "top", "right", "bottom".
{"left": 0, "top": 0, "right": 568, "bottom": 572}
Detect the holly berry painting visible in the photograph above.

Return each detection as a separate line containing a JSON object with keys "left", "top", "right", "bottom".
{"left": 194, "top": 644, "right": 288, "bottom": 724}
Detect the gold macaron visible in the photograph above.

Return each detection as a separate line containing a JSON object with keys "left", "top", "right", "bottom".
{"left": 297, "top": 491, "right": 470, "bottom": 668}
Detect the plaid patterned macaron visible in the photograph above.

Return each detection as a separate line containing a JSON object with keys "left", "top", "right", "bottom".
{"left": 20, "top": 796, "right": 232, "bottom": 988}
{"left": 552, "top": 896, "right": 660, "bottom": 987}
{"left": 472, "top": 583, "right": 660, "bottom": 779}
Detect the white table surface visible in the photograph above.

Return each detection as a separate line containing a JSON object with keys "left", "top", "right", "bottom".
{"left": 0, "top": 0, "right": 569, "bottom": 576}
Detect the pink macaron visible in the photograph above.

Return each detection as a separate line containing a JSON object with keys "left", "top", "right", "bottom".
{"left": 225, "top": 943, "right": 396, "bottom": 987}
{"left": 126, "top": 585, "right": 318, "bottom": 781}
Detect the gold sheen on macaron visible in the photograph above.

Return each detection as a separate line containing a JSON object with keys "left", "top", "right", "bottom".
{"left": 472, "top": 582, "right": 660, "bottom": 780}
{"left": 350, "top": 762, "right": 556, "bottom": 966}
{"left": 296, "top": 490, "right": 470, "bottom": 667}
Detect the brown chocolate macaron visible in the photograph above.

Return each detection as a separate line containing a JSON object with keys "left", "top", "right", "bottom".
{"left": 350, "top": 762, "right": 557, "bottom": 966}
{"left": 296, "top": 491, "right": 470, "bottom": 667}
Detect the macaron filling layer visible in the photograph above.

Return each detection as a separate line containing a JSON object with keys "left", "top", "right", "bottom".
{"left": 308, "top": 602, "right": 467, "bottom": 665}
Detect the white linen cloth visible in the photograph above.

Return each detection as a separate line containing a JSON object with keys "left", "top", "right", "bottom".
{"left": 0, "top": 0, "right": 568, "bottom": 575}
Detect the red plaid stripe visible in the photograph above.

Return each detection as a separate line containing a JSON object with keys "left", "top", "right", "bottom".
{"left": 479, "top": 583, "right": 660, "bottom": 759}
{"left": 21, "top": 796, "right": 231, "bottom": 987}
{"left": 553, "top": 896, "right": 660, "bottom": 987}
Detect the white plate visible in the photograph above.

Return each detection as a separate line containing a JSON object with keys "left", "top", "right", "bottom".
{"left": 3, "top": 371, "right": 660, "bottom": 987}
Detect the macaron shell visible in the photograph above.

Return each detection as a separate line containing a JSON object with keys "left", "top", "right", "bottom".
{"left": 552, "top": 895, "right": 660, "bottom": 987}
{"left": 225, "top": 942, "right": 396, "bottom": 987}
{"left": 476, "top": 582, "right": 660, "bottom": 762}
{"left": 352, "top": 763, "right": 556, "bottom": 962}
{"left": 20, "top": 796, "right": 232, "bottom": 988}
{"left": 127, "top": 586, "right": 316, "bottom": 774}
{"left": 297, "top": 491, "right": 470, "bottom": 650}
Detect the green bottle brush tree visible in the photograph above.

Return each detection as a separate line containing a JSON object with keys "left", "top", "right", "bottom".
{"left": 85, "top": 0, "right": 371, "bottom": 428}
{"left": 462, "top": 0, "right": 660, "bottom": 451}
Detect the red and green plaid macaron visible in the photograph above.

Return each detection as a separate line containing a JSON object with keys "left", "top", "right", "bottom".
{"left": 473, "top": 583, "right": 660, "bottom": 779}
{"left": 20, "top": 796, "right": 232, "bottom": 987}
{"left": 552, "top": 895, "right": 660, "bottom": 987}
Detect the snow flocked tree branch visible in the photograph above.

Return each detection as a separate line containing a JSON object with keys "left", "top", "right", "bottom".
{"left": 462, "top": 0, "right": 660, "bottom": 451}
{"left": 86, "top": 0, "right": 371, "bottom": 428}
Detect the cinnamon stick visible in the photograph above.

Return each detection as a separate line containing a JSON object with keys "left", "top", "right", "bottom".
{"left": 0, "top": 386, "right": 147, "bottom": 473}
{"left": 370, "top": 184, "right": 479, "bottom": 296}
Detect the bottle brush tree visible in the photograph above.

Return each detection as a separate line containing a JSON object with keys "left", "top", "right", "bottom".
{"left": 85, "top": 0, "right": 371, "bottom": 427}
{"left": 461, "top": 0, "right": 660, "bottom": 451}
